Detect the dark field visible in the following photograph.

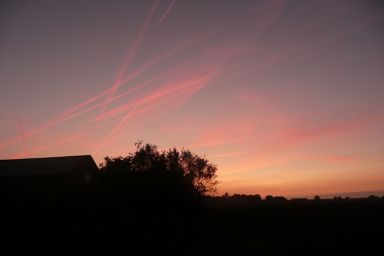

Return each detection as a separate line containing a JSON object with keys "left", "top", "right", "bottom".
{"left": 202, "top": 197, "right": 384, "bottom": 255}
{"left": 1, "top": 194, "right": 383, "bottom": 255}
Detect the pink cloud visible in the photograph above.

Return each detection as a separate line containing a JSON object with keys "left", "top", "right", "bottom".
{"left": 209, "top": 150, "right": 254, "bottom": 159}
{"left": 190, "top": 120, "right": 255, "bottom": 149}
{"left": 281, "top": 120, "right": 364, "bottom": 147}
{"left": 292, "top": 152, "right": 358, "bottom": 164}
{"left": 325, "top": 155, "right": 357, "bottom": 164}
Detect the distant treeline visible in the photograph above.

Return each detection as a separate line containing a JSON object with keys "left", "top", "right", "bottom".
{"left": 212, "top": 193, "right": 384, "bottom": 201}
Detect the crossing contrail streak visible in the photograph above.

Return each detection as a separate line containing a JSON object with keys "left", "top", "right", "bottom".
{"left": 1, "top": 0, "right": 286, "bottom": 150}
{"left": 12, "top": 145, "right": 48, "bottom": 159}
{"left": 0, "top": 62, "right": 177, "bottom": 151}
{"left": 6, "top": 0, "right": 371, "bottom": 154}
{"left": 0, "top": 89, "right": 111, "bottom": 150}
{"left": 97, "top": 71, "right": 218, "bottom": 122}
{"left": 11, "top": 131, "right": 85, "bottom": 159}
{"left": 6, "top": 3, "right": 276, "bottom": 142}
{"left": 99, "top": 0, "right": 159, "bottom": 121}
{"left": 0, "top": 7, "right": 223, "bottom": 152}
{"left": 93, "top": 71, "right": 219, "bottom": 152}
{"left": 56, "top": 66, "right": 180, "bottom": 124}
{"left": 51, "top": 89, "right": 112, "bottom": 123}
{"left": 158, "top": 0, "right": 176, "bottom": 25}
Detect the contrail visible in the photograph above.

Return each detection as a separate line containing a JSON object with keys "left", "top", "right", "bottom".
{"left": 0, "top": 89, "right": 111, "bottom": 150}
{"left": 93, "top": 71, "right": 218, "bottom": 152}
{"left": 8, "top": 0, "right": 372, "bottom": 153}
{"left": 1, "top": 0, "right": 285, "bottom": 152}
{"left": 11, "top": 130, "right": 85, "bottom": 159}
{"left": 30, "top": 42, "right": 178, "bottom": 135}
{"left": 51, "top": 88, "right": 111, "bottom": 123}
{"left": 0, "top": 50, "right": 293, "bottom": 152}
{"left": 57, "top": 64, "right": 181, "bottom": 125}
{"left": 8, "top": 69, "right": 218, "bottom": 157}
{"left": 0, "top": 10, "right": 219, "bottom": 151}
{"left": 0, "top": 59, "right": 177, "bottom": 151}
{"left": 12, "top": 145, "right": 48, "bottom": 159}
{"left": 99, "top": 0, "right": 160, "bottom": 121}
{"left": 158, "top": 0, "right": 176, "bottom": 25}
{"left": 97, "top": 71, "right": 217, "bottom": 122}
{"left": 93, "top": 105, "right": 137, "bottom": 153}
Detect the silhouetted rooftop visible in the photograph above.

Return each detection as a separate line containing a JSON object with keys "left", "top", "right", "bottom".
{"left": 0, "top": 155, "right": 98, "bottom": 176}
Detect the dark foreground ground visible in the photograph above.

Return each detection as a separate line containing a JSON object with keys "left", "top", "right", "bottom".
{"left": 203, "top": 197, "right": 384, "bottom": 255}
{"left": 1, "top": 194, "right": 383, "bottom": 255}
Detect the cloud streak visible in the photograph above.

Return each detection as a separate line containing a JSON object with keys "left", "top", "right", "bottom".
{"left": 158, "top": 0, "right": 176, "bottom": 25}
{"left": 99, "top": 0, "right": 159, "bottom": 120}
{"left": 94, "top": 69, "right": 220, "bottom": 152}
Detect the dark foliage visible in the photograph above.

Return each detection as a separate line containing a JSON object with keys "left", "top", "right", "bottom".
{"left": 97, "top": 142, "right": 218, "bottom": 197}
{"left": 0, "top": 143, "right": 219, "bottom": 254}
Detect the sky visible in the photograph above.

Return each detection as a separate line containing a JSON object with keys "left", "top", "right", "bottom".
{"left": 1, "top": 0, "right": 384, "bottom": 198}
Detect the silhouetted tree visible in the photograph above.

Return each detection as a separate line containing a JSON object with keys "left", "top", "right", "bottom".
{"left": 273, "top": 196, "right": 287, "bottom": 201}
{"left": 98, "top": 142, "right": 218, "bottom": 196}
{"left": 314, "top": 195, "right": 320, "bottom": 201}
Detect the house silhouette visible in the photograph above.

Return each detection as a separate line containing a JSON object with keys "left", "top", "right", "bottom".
{"left": 0, "top": 155, "right": 98, "bottom": 193}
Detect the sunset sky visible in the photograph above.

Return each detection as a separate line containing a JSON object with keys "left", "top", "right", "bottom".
{"left": 1, "top": 0, "right": 383, "bottom": 197}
